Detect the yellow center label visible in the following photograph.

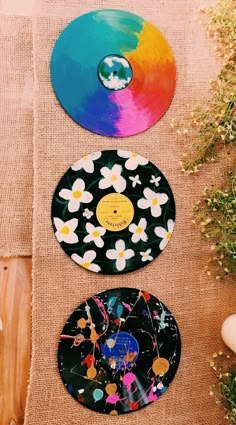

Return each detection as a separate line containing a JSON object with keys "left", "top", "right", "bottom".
{"left": 73, "top": 190, "right": 82, "bottom": 199}
{"left": 96, "top": 193, "right": 134, "bottom": 232}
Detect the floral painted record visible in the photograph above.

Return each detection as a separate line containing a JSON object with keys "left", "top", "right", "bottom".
{"left": 51, "top": 150, "right": 176, "bottom": 274}
{"left": 58, "top": 288, "right": 181, "bottom": 415}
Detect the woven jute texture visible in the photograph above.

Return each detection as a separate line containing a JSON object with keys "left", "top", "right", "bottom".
{"left": 0, "top": 14, "right": 33, "bottom": 256}
{"left": 25, "top": 1, "right": 236, "bottom": 424}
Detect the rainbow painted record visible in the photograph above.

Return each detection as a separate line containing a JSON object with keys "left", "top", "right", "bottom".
{"left": 50, "top": 9, "right": 176, "bottom": 137}
{"left": 51, "top": 150, "right": 176, "bottom": 274}
{"left": 58, "top": 288, "right": 181, "bottom": 415}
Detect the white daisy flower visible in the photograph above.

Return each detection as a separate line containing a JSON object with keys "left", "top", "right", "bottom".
{"left": 82, "top": 208, "right": 94, "bottom": 219}
{"left": 106, "top": 239, "right": 135, "bottom": 271}
{"left": 137, "top": 188, "right": 169, "bottom": 218}
{"left": 71, "top": 151, "right": 101, "bottom": 173}
{"left": 129, "top": 218, "right": 148, "bottom": 243}
{"left": 71, "top": 250, "right": 101, "bottom": 273}
{"left": 83, "top": 223, "right": 106, "bottom": 248}
{"left": 140, "top": 249, "right": 154, "bottom": 262}
{"left": 99, "top": 164, "right": 126, "bottom": 193}
{"left": 150, "top": 175, "right": 161, "bottom": 187}
{"left": 129, "top": 174, "right": 141, "bottom": 188}
{"left": 53, "top": 217, "right": 79, "bottom": 244}
{"left": 59, "top": 178, "right": 93, "bottom": 213}
{"left": 154, "top": 219, "right": 175, "bottom": 250}
{"left": 117, "top": 150, "right": 148, "bottom": 170}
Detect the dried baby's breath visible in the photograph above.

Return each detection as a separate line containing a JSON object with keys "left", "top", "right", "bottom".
{"left": 174, "top": 0, "right": 236, "bottom": 174}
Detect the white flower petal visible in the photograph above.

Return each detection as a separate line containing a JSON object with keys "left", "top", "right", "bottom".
{"left": 91, "top": 151, "right": 102, "bottom": 161}
{"left": 151, "top": 204, "right": 162, "bottom": 217}
{"left": 71, "top": 253, "right": 83, "bottom": 265}
{"left": 139, "top": 155, "right": 149, "bottom": 166}
{"left": 140, "top": 232, "right": 148, "bottom": 242}
{"left": 117, "top": 150, "right": 130, "bottom": 159}
{"left": 113, "top": 175, "right": 126, "bottom": 193}
{"left": 125, "top": 249, "right": 135, "bottom": 260}
{"left": 106, "top": 249, "right": 117, "bottom": 260}
{"left": 115, "top": 239, "right": 125, "bottom": 252}
{"left": 80, "top": 191, "right": 93, "bottom": 204}
{"left": 144, "top": 187, "right": 156, "bottom": 201}
{"left": 100, "top": 166, "right": 111, "bottom": 178}
{"left": 98, "top": 227, "right": 106, "bottom": 236}
{"left": 129, "top": 223, "right": 136, "bottom": 233}
{"left": 112, "top": 164, "right": 122, "bottom": 176}
{"left": 137, "top": 198, "right": 151, "bottom": 210}
{"left": 167, "top": 219, "right": 175, "bottom": 233}
{"left": 68, "top": 198, "right": 80, "bottom": 213}
{"left": 99, "top": 177, "right": 112, "bottom": 190}
{"left": 53, "top": 217, "right": 64, "bottom": 231}
{"left": 66, "top": 218, "right": 79, "bottom": 232}
{"left": 72, "top": 178, "right": 85, "bottom": 192}
{"left": 94, "top": 237, "right": 104, "bottom": 248}
{"left": 116, "top": 257, "right": 126, "bottom": 271}
{"left": 83, "top": 234, "right": 93, "bottom": 244}
{"left": 59, "top": 188, "right": 72, "bottom": 200}
{"left": 55, "top": 230, "right": 63, "bottom": 242}
{"left": 125, "top": 157, "right": 138, "bottom": 170}
{"left": 89, "top": 263, "right": 101, "bottom": 273}
{"left": 84, "top": 250, "right": 97, "bottom": 262}
{"left": 154, "top": 227, "right": 167, "bottom": 238}
{"left": 63, "top": 232, "right": 79, "bottom": 244}
{"left": 71, "top": 160, "right": 83, "bottom": 171}
{"left": 83, "top": 159, "right": 94, "bottom": 173}
{"left": 131, "top": 233, "right": 140, "bottom": 243}
{"left": 86, "top": 222, "right": 95, "bottom": 233}
{"left": 157, "top": 193, "right": 169, "bottom": 205}
{"left": 160, "top": 238, "right": 168, "bottom": 251}
{"left": 139, "top": 218, "right": 147, "bottom": 229}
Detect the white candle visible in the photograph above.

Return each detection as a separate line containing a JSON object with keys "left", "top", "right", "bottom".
{"left": 221, "top": 314, "right": 236, "bottom": 354}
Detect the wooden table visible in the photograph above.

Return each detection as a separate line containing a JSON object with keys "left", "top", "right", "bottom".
{"left": 0, "top": 258, "right": 31, "bottom": 425}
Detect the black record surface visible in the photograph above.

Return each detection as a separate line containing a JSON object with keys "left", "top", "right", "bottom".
{"left": 58, "top": 288, "right": 181, "bottom": 415}
{"left": 51, "top": 150, "right": 175, "bottom": 274}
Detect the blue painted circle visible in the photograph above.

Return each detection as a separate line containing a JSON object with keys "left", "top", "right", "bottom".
{"left": 101, "top": 331, "right": 139, "bottom": 369}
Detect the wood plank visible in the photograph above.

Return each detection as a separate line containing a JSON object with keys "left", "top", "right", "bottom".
{"left": 0, "top": 258, "right": 32, "bottom": 425}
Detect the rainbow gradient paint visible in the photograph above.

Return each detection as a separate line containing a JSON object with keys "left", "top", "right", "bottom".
{"left": 50, "top": 9, "right": 176, "bottom": 137}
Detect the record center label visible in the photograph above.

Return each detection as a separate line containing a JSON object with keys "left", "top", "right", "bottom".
{"left": 96, "top": 193, "right": 134, "bottom": 232}
{"left": 101, "top": 331, "right": 140, "bottom": 369}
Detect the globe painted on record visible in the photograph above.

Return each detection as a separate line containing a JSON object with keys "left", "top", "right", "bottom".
{"left": 51, "top": 150, "right": 176, "bottom": 275}
{"left": 50, "top": 9, "right": 176, "bottom": 137}
{"left": 58, "top": 288, "right": 181, "bottom": 414}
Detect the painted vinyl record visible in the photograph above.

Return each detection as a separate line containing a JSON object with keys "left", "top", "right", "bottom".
{"left": 50, "top": 9, "right": 176, "bottom": 137}
{"left": 58, "top": 288, "right": 181, "bottom": 415}
{"left": 51, "top": 150, "right": 176, "bottom": 274}
{"left": 52, "top": 150, "right": 175, "bottom": 274}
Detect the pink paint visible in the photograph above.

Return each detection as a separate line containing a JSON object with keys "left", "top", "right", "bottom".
{"left": 123, "top": 372, "right": 136, "bottom": 390}
{"left": 110, "top": 89, "right": 152, "bottom": 137}
{"left": 106, "top": 393, "right": 120, "bottom": 404}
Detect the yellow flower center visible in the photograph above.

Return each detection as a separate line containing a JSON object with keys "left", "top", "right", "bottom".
{"left": 152, "top": 198, "right": 158, "bottom": 206}
{"left": 136, "top": 226, "right": 143, "bottom": 234}
{"left": 92, "top": 231, "right": 100, "bottom": 238}
{"left": 131, "top": 153, "right": 137, "bottom": 158}
{"left": 82, "top": 262, "right": 91, "bottom": 269}
{"left": 166, "top": 232, "right": 172, "bottom": 241}
{"left": 60, "top": 226, "right": 70, "bottom": 235}
{"left": 111, "top": 175, "right": 117, "bottom": 182}
{"left": 82, "top": 155, "right": 88, "bottom": 160}
{"left": 73, "top": 190, "right": 82, "bottom": 199}
{"left": 118, "top": 251, "right": 125, "bottom": 258}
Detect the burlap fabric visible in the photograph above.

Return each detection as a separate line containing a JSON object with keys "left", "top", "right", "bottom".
{"left": 25, "top": 1, "right": 236, "bottom": 424}
{"left": 0, "top": 14, "right": 33, "bottom": 256}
